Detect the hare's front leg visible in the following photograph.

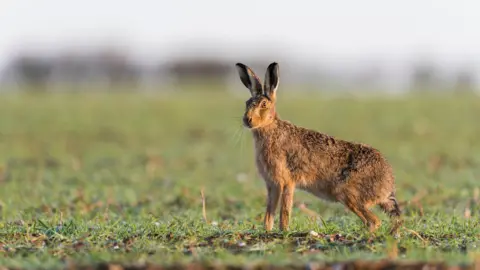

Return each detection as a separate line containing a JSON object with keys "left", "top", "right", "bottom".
{"left": 264, "top": 182, "right": 282, "bottom": 231}
{"left": 280, "top": 183, "right": 295, "bottom": 231}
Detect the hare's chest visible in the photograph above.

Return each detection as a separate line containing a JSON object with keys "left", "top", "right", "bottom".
{"left": 254, "top": 145, "right": 286, "bottom": 183}
{"left": 254, "top": 149, "right": 272, "bottom": 180}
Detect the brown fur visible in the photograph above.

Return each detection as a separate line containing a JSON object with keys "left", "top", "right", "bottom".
{"left": 235, "top": 62, "right": 402, "bottom": 234}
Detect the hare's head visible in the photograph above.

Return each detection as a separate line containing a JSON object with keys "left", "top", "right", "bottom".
{"left": 235, "top": 62, "right": 280, "bottom": 129}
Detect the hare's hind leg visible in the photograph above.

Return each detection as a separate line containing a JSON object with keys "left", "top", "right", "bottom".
{"left": 264, "top": 182, "right": 282, "bottom": 231}
{"left": 378, "top": 192, "right": 402, "bottom": 236}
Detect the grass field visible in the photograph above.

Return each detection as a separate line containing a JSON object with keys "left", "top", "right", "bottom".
{"left": 0, "top": 91, "right": 480, "bottom": 269}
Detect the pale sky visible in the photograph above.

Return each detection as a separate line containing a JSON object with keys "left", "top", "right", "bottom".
{"left": 1, "top": 0, "right": 480, "bottom": 67}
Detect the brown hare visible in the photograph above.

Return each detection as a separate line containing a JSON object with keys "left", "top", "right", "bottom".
{"left": 235, "top": 62, "right": 401, "bottom": 235}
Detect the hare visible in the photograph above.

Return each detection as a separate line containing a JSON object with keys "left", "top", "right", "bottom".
{"left": 235, "top": 62, "right": 401, "bottom": 234}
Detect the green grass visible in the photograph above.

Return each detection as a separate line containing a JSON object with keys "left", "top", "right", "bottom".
{"left": 0, "top": 91, "right": 480, "bottom": 269}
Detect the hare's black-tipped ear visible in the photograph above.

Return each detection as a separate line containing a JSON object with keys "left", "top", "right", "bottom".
{"left": 264, "top": 62, "right": 279, "bottom": 101}
{"left": 235, "top": 63, "right": 263, "bottom": 97}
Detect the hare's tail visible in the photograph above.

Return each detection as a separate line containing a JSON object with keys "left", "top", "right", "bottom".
{"left": 379, "top": 192, "right": 403, "bottom": 236}
{"left": 379, "top": 192, "right": 401, "bottom": 217}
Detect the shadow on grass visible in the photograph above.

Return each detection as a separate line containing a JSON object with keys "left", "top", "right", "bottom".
{"left": 68, "top": 260, "right": 476, "bottom": 270}
{"left": 185, "top": 231, "right": 372, "bottom": 255}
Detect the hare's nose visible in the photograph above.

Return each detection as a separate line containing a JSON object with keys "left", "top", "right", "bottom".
{"left": 243, "top": 116, "right": 252, "bottom": 127}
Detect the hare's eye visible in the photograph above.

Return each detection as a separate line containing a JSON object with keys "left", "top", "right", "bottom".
{"left": 261, "top": 101, "right": 267, "bottom": 108}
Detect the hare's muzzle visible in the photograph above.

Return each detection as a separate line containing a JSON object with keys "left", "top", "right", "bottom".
{"left": 243, "top": 116, "right": 252, "bottom": 128}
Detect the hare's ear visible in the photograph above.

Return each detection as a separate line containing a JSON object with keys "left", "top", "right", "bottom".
{"left": 264, "top": 62, "right": 279, "bottom": 101}
{"left": 235, "top": 63, "right": 263, "bottom": 97}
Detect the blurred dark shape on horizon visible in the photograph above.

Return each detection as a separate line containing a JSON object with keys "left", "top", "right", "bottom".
{"left": 0, "top": 41, "right": 478, "bottom": 94}
{"left": 10, "top": 55, "right": 53, "bottom": 91}
{"left": 167, "top": 59, "right": 230, "bottom": 86}
{"left": 411, "top": 61, "right": 439, "bottom": 92}
{"left": 454, "top": 69, "right": 475, "bottom": 93}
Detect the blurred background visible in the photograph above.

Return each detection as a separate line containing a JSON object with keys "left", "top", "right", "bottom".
{"left": 2, "top": 2, "right": 480, "bottom": 265}
{"left": 1, "top": 0, "right": 480, "bottom": 93}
